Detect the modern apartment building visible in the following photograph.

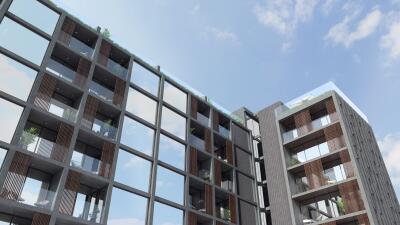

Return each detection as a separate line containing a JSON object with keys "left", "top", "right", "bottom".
{"left": 0, "top": 1, "right": 398, "bottom": 225}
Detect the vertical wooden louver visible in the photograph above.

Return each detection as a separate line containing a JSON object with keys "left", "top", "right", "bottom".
{"left": 31, "top": 213, "right": 51, "bottom": 225}
{"left": 52, "top": 123, "right": 73, "bottom": 162}
{"left": 357, "top": 214, "right": 371, "bottom": 225}
{"left": 213, "top": 111, "right": 219, "bottom": 131}
{"left": 229, "top": 194, "right": 237, "bottom": 224}
{"left": 214, "top": 160, "right": 222, "bottom": 187}
{"left": 205, "top": 184, "right": 213, "bottom": 215}
{"left": 99, "top": 142, "right": 115, "bottom": 178}
{"left": 226, "top": 140, "right": 233, "bottom": 164}
{"left": 59, "top": 18, "right": 76, "bottom": 44}
{"left": 188, "top": 212, "right": 197, "bottom": 225}
{"left": 82, "top": 96, "right": 99, "bottom": 129}
{"left": 189, "top": 147, "right": 198, "bottom": 176}
{"left": 338, "top": 180, "right": 365, "bottom": 214}
{"left": 321, "top": 222, "right": 336, "bottom": 225}
{"left": 34, "top": 74, "right": 57, "bottom": 111}
{"left": 113, "top": 78, "right": 125, "bottom": 106}
{"left": 75, "top": 58, "right": 90, "bottom": 87}
{"left": 294, "top": 109, "right": 312, "bottom": 136}
{"left": 204, "top": 129, "right": 212, "bottom": 153}
{"left": 340, "top": 150, "right": 355, "bottom": 178}
{"left": 98, "top": 41, "right": 111, "bottom": 65}
{"left": 325, "top": 98, "right": 338, "bottom": 121}
{"left": 304, "top": 159, "right": 325, "bottom": 189}
{"left": 59, "top": 171, "right": 82, "bottom": 215}
{"left": 0, "top": 152, "right": 31, "bottom": 200}
{"left": 324, "top": 123, "right": 344, "bottom": 152}
{"left": 190, "top": 97, "right": 198, "bottom": 119}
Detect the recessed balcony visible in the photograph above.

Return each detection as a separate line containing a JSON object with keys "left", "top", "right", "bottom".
{"left": 97, "top": 41, "right": 130, "bottom": 80}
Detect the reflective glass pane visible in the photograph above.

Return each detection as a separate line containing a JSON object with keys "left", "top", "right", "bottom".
{"left": 126, "top": 88, "right": 157, "bottom": 124}
{"left": 163, "top": 81, "right": 187, "bottom": 113}
{"left": 156, "top": 166, "right": 184, "bottom": 205}
{"left": 0, "top": 97, "right": 23, "bottom": 143}
{"left": 161, "top": 106, "right": 186, "bottom": 140}
{"left": 8, "top": 0, "right": 59, "bottom": 35}
{"left": 115, "top": 149, "right": 151, "bottom": 192}
{"left": 158, "top": 134, "right": 185, "bottom": 170}
{"left": 0, "top": 17, "right": 49, "bottom": 65}
{"left": 0, "top": 54, "right": 37, "bottom": 100}
{"left": 131, "top": 63, "right": 159, "bottom": 96}
{"left": 108, "top": 188, "right": 148, "bottom": 225}
{"left": 121, "top": 116, "right": 154, "bottom": 156}
{"left": 152, "top": 202, "right": 183, "bottom": 225}
{"left": 0, "top": 148, "right": 6, "bottom": 168}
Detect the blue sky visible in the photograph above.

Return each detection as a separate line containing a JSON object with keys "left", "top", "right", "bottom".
{"left": 52, "top": 0, "right": 400, "bottom": 197}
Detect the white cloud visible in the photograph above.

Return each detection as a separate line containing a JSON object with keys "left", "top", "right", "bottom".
{"left": 380, "top": 19, "right": 400, "bottom": 61}
{"left": 108, "top": 218, "right": 145, "bottom": 225}
{"left": 281, "top": 41, "right": 293, "bottom": 52}
{"left": 325, "top": 8, "right": 382, "bottom": 47}
{"left": 253, "top": 0, "right": 319, "bottom": 35}
{"left": 206, "top": 27, "right": 239, "bottom": 44}
{"left": 378, "top": 132, "right": 400, "bottom": 196}
{"left": 321, "top": 0, "right": 336, "bottom": 15}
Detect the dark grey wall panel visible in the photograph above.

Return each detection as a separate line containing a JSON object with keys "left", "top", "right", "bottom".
{"left": 232, "top": 123, "right": 250, "bottom": 152}
{"left": 239, "top": 200, "right": 257, "bottom": 225}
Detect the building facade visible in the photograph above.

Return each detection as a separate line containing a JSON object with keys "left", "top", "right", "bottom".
{"left": 0, "top": 1, "right": 398, "bottom": 225}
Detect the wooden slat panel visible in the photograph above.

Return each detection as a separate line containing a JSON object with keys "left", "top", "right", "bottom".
{"left": 59, "top": 171, "right": 82, "bottom": 215}
{"left": 190, "top": 96, "right": 197, "bottom": 119}
{"left": 213, "top": 111, "right": 219, "bottom": 131}
{"left": 338, "top": 180, "right": 365, "bottom": 214}
{"left": 34, "top": 74, "right": 57, "bottom": 111}
{"left": 357, "top": 214, "right": 371, "bottom": 225}
{"left": 324, "top": 123, "right": 344, "bottom": 151}
{"left": 59, "top": 18, "right": 75, "bottom": 43}
{"left": 52, "top": 123, "right": 73, "bottom": 162}
{"left": 189, "top": 147, "right": 198, "bottom": 176}
{"left": 325, "top": 98, "right": 336, "bottom": 114}
{"left": 113, "top": 78, "right": 125, "bottom": 106}
{"left": 304, "top": 159, "right": 325, "bottom": 189}
{"left": 31, "top": 213, "right": 50, "bottom": 225}
{"left": 294, "top": 109, "right": 312, "bottom": 136}
{"left": 226, "top": 140, "right": 233, "bottom": 164}
{"left": 205, "top": 184, "right": 213, "bottom": 215}
{"left": 74, "top": 58, "right": 89, "bottom": 87}
{"left": 188, "top": 212, "right": 197, "bottom": 225}
{"left": 82, "top": 96, "right": 99, "bottom": 129}
{"left": 229, "top": 194, "right": 237, "bottom": 224}
{"left": 98, "top": 41, "right": 111, "bottom": 65}
{"left": 214, "top": 160, "right": 221, "bottom": 187}
{"left": 99, "top": 142, "right": 115, "bottom": 178}
{"left": 340, "top": 150, "right": 355, "bottom": 178}
{"left": 0, "top": 152, "right": 31, "bottom": 200}
{"left": 204, "top": 129, "right": 211, "bottom": 153}
{"left": 321, "top": 222, "right": 336, "bottom": 225}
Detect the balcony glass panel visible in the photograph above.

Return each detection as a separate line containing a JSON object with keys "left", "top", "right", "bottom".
{"left": 48, "top": 98, "right": 78, "bottom": 122}
{"left": 219, "top": 125, "right": 230, "bottom": 139}
{"left": 91, "top": 118, "right": 117, "bottom": 139}
{"left": 70, "top": 151, "right": 109, "bottom": 175}
{"left": 72, "top": 192, "right": 104, "bottom": 223}
{"left": 197, "top": 112, "right": 209, "bottom": 127}
{"left": 58, "top": 31, "right": 94, "bottom": 58}
{"left": 46, "top": 59, "right": 86, "bottom": 87}
{"left": 89, "top": 81, "right": 114, "bottom": 104}
{"left": 0, "top": 97, "right": 23, "bottom": 143}
{"left": 188, "top": 134, "right": 205, "bottom": 151}
{"left": 98, "top": 54, "right": 127, "bottom": 79}
{"left": 21, "top": 133, "right": 56, "bottom": 159}
{"left": 289, "top": 140, "right": 342, "bottom": 167}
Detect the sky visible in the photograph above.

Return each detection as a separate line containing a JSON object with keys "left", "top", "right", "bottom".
{"left": 51, "top": 0, "right": 400, "bottom": 198}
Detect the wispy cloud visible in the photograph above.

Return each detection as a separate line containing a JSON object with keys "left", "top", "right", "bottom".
{"left": 205, "top": 26, "right": 239, "bottom": 44}
{"left": 253, "top": 0, "right": 319, "bottom": 36}
{"left": 380, "top": 13, "right": 400, "bottom": 62}
{"left": 321, "top": 0, "right": 336, "bottom": 15}
{"left": 325, "top": 8, "right": 382, "bottom": 47}
{"left": 378, "top": 132, "right": 400, "bottom": 196}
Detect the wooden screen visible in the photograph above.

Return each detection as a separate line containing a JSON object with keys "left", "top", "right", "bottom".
{"left": 226, "top": 140, "right": 233, "bottom": 164}
{"left": 59, "top": 171, "right": 82, "bottom": 215}
{"left": 34, "top": 74, "right": 57, "bottom": 111}
{"left": 214, "top": 160, "right": 222, "bottom": 187}
{"left": 188, "top": 212, "right": 197, "bottom": 225}
{"left": 357, "top": 214, "right": 371, "bottom": 225}
{"left": 324, "top": 123, "right": 344, "bottom": 152}
{"left": 338, "top": 180, "right": 364, "bottom": 214}
{"left": 205, "top": 184, "right": 213, "bottom": 215}
{"left": 82, "top": 96, "right": 99, "bottom": 129}
{"left": 99, "top": 142, "right": 115, "bottom": 178}
{"left": 304, "top": 159, "right": 325, "bottom": 189}
{"left": 113, "top": 78, "right": 125, "bottom": 106}
{"left": 190, "top": 96, "right": 197, "bottom": 119}
{"left": 229, "top": 194, "right": 237, "bottom": 224}
{"left": 340, "top": 150, "right": 355, "bottom": 178}
{"left": 31, "top": 213, "right": 50, "bottom": 225}
{"left": 52, "top": 123, "right": 73, "bottom": 162}
{"left": 59, "top": 17, "right": 76, "bottom": 43}
{"left": 213, "top": 111, "right": 219, "bottom": 131}
{"left": 75, "top": 58, "right": 90, "bottom": 87}
{"left": 204, "top": 129, "right": 212, "bottom": 153}
{"left": 189, "top": 147, "right": 198, "bottom": 176}
{"left": 294, "top": 109, "right": 312, "bottom": 136}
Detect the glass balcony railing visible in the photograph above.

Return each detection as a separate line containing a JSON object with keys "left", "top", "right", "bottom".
{"left": 91, "top": 118, "right": 117, "bottom": 139}
{"left": 98, "top": 54, "right": 128, "bottom": 79}
{"left": 70, "top": 151, "right": 110, "bottom": 176}
{"left": 282, "top": 113, "right": 338, "bottom": 143}
{"left": 88, "top": 81, "right": 115, "bottom": 104}
{"left": 46, "top": 59, "right": 86, "bottom": 87}
{"left": 19, "top": 131, "right": 66, "bottom": 160}
{"left": 218, "top": 125, "right": 230, "bottom": 139}
{"left": 18, "top": 185, "right": 55, "bottom": 209}
{"left": 189, "top": 134, "right": 205, "bottom": 151}
{"left": 217, "top": 207, "right": 231, "bottom": 222}
{"left": 73, "top": 192, "right": 104, "bottom": 223}
{"left": 196, "top": 112, "right": 210, "bottom": 127}
{"left": 58, "top": 31, "right": 94, "bottom": 59}
{"left": 48, "top": 98, "right": 78, "bottom": 122}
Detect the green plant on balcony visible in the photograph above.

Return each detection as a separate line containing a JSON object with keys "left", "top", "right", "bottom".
{"left": 337, "top": 199, "right": 346, "bottom": 215}
{"left": 198, "top": 169, "right": 210, "bottom": 182}
{"left": 219, "top": 207, "right": 231, "bottom": 221}
{"left": 289, "top": 158, "right": 301, "bottom": 166}
{"left": 100, "top": 28, "right": 111, "bottom": 39}
{"left": 20, "top": 127, "right": 39, "bottom": 149}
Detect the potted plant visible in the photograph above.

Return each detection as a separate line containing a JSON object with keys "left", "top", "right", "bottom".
{"left": 337, "top": 199, "right": 346, "bottom": 215}
{"left": 290, "top": 158, "right": 301, "bottom": 166}
{"left": 20, "top": 127, "right": 39, "bottom": 149}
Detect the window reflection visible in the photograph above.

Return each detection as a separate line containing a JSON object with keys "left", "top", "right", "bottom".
{"left": 0, "top": 148, "right": 6, "bottom": 168}
{"left": 0, "top": 17, "right": 49, "bottom": 65}
{"left": 115, "top": 149, "right": 152, "bottom": 192}
{"left": 161, "top": 106, "right": 186, "bottom": 140}
{"left": 131, "top": 63, "right": 159, "bottom": 96}
{"left": 8, "top": 0, "right": 59, "bottom": 35}
{"left": 121, "top": 116, "right": 154, "bottom": 156}
{"left": 163, "top": 81, "right": 187, "bottom": 113}
{"left": 126, "top": 88, "right": 157, "bottom": 124}
{"left": 152, "top": 202, "right": 183, "bottom": 225}
{"left": 108, "top": 188, "right": 148, "bottom": 225}
{"left": 158, "top": 134, "right": 185, "bottom": 170}
{"left": 156, "top": 166, "right": 184, "bottom": 205}
{"left": 0, "top": 97, "right": 23, "bottom": 143}
{"left": 0, "top": 54, "right": 37, "bottom": 100}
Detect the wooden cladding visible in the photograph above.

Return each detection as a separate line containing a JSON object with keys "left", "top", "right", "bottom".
{"left": 52, "top": 123, "right": 74, "bottom": 162}
{"left": 190, "top": 96, "right": 198, "bottom": 119}
{"left": 0, "top": 152, "right": 31, "bottom": 200}
{"left": 229, "top": 194, "right": 237, "bottom": 224}
{"left": 34, "top": 74, "right": 57, "bottom": 111}
{"left": 226, "top": 140, "right": 233, "bottom": 164}
{"left": 321, "top": 222, "right": 336, "bottom": 225}
{"left": 304, "top": 159, "right": 325, "bottom": 189}
{"left": 205, "top": 184, "right": 213, "bottom": 215}
{"left": 113, "top": 78, "right": 125, "bottom": 106}
{"left": 325, "top": 98, "right": 336, "bottom": 114}
{"left": 99, "top": 41, "right": 112, "bottom": 57}
{"left": 204, "top": 129, "right": 212, "bottom": 153}
{"left": 324, "top": 123, "right": 345, "bottom": 151}
{"left": 340, "top": 150, "right": 355, "bottom": 178}
{"left": 357, "top": 214, "right": 371, "bottom": 225}
{"left": 213, "top": 111, "right": 219, "bottom": 131}
{"left": 82, "top": 96, "right": 99, "bottom": 129}
{"left": 338, "top": 180, "right": 365, "bottom": 214}
{"left": 189, "top": 147, "right": 198, "bottom": 176}
{"left": 214, "top": 160, "right": 222, "bottom": 187}
{"left": 294, "top": 110, "right": 312, "bottom": 136}
{"left": 31, "top": 213, "right": 51, "bottom": 225}
{"left": 59, "top": 17, "right": 76, "bottom": 44}
{"left": 188, "top": 212, "right": 197, "bottom": 225}
{"left": 74, "top": 58, "right": 90, "bottom": 87}
{"left": 59, "top": 171, "right": 82, "bottom": 215}
{"left": 99, "top": 142, "right": 115, "bottom": 178}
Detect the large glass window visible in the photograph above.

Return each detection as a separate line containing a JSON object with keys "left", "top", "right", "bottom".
{"left": 0, "top": 148, "right": 6, "bottom": 168}
{"left": 155, "top": 166, "right": 184, "bottom": 205}
{"left": 158, "top": 134, "right": 185, "bottom": 170}
{"left": 152, "top": 202, "right": 183, "bottom": 225}
{"left": 0, "top": 97, "right": 23, "bottom": 143}
{"left": 121, "top": 116, "right": 154, "bottom": 156}
{"left": 161, "top": 106, "right": 186, "bottom": 140}
{"left": 126, "top": 88, "right": 157, "bottom": 124}
{"left": 0, "top": 54, "right": 37, "bottom": 100}
{"left": 8, "top": 0, "right": 59, "bottom": 35}
{"left": 131, "top": 63, "right": 159, "bottom": 96}
{"left": 108, "top": 188, "right": 148, "bottom": 225}
{"left": 0, "top": 17, "right": 49, "bottom": 65}
{"left": 114, "top": 149, "right": 151, "bottom": 192}
{"left": 163, "top": 81, "right": 187, "bottom": 113}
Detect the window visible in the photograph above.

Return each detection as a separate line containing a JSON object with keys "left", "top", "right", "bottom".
{"left": 237, "top": 173, "right": 254, "bottom": 202}
{"left": 161, "top": 106, "right": 186, "bottom": 140}
{"left": 131, "top": 63, "right": 159, "bottom": 96}
{"left": 126, "top": 88, "right": 157, "bottom": 124}
{"left": 108, "top": 188, "right": 148, "bottom": 225}
{"left": 0, "top": 97, "right": 23, "bottom": 143}
{"left": 8, "top": 0, "right": 59, "bottom": 35}
{"left": 0, "top": 17, "right": 49, "bottom": 65}
{"left": 236, "top": 147, "right": 252, "bottom": 175}
{"left": 158, "top": 134, "right": 185, "bottom": 170}
{"left": 152, "top": 202, "right": 183, "bottom": 225}
{"left": 115, "top": 149, "right": 152, "bottom": 192}
{"left": 121, "top": 116, "right": 154, "bottom": 156}
{"left": 0, "top": 148, "right": 6, "bottom": 168}
{"left": 163, "top": 81, "right": 187, "bottom": 113}
{"left": 156, "top": 166, "right": 184, "bottom": 205}
{"left": 0, "top": 54, "right": 37, "bottom": 100}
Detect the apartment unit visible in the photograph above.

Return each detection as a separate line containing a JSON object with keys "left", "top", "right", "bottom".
{"left": 0, "top": 1, "right": 398, "bottom": 225}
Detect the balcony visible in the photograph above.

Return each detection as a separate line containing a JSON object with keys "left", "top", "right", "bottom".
{"left": 70, "top": 151, "right": 110, "bottom": 176}
{"left": 19, "top": 179, "right": 56, "bottom": 209}
{"left": 189, "top": 148, "right": 212, "bottom": 182}
{"left": 215, "top": 190, "right": 235, "bottom": 223}
{"left": 59, "top": 31, "right": 94, "bottom": 59}
{"left": 89, "top": 81, "right": 115, "bottom": 104}
{"left": 97, "top": 54, "right": 128, "bottom": 79}
{"left": 197, "top": 112, "right": 210, "bottom": 127}
{"left": 214, "top": 134, "right": 233, "bottom": 164}
{"left": 213, "top": 111, "right": 231, "bottom": 139}
{"left": 189, "top": 178, "right": 212, "bottom": 215}
{"left": 48, "top": 98, "right": 78, "bottom": 122}
{"left": 189, "top": 134, "right": 206, "bottom": 152}
{"left": 215, "top": 160, "right": 234, "bottom": 193}
{"left": 47, "top": 59, "right": 87, "bottom": 88}
{"left": 191, "top": 96, "right": 211, "bottom": 128}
